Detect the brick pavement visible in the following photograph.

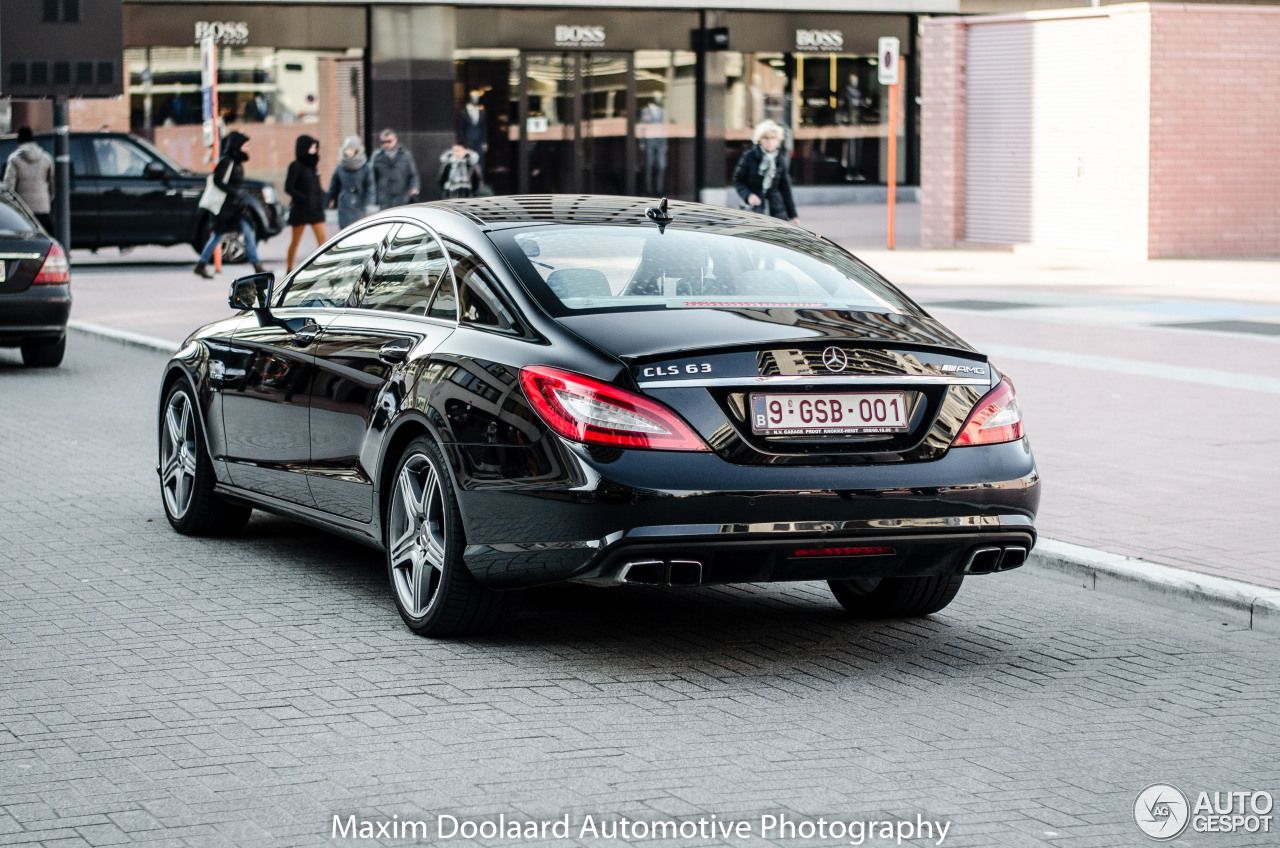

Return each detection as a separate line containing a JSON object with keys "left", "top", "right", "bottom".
{"left": 2, "top": 333, "right": 1279, "bottom": 847}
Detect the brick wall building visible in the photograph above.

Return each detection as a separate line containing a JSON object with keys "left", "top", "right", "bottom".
{"left": 922, "top": 3, "right": 1280, "bottom": 259}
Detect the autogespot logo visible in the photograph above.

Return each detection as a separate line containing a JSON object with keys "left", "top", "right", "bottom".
{"left": 1135, "top": 784, "right": 1190, "bottom": 841}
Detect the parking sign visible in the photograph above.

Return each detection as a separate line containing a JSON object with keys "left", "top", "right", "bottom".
{"left": 878, "top": 37, "right": 900, "bottom": 86}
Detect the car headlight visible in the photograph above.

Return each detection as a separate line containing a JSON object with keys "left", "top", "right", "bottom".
{"left": 261, "top": 186, "right": 277, "bottom": 205}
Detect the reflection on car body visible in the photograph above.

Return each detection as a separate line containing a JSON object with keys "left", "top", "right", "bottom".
{"left": 157, "top": 196, "right": 1039, "bottom": 637}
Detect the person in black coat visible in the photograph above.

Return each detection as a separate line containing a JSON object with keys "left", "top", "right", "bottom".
{"left": 732, "top": 120, "right": 798, "bottom": 224}
{"left": 194, "top": 130, "right": 264, "bottom": 278}
{"left": 285, "top": 134, "right": 328, "bottom": 272}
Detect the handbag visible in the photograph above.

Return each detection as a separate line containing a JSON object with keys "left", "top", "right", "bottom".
{"left": 198, "top": 161, "right": 229, "bottom": 214}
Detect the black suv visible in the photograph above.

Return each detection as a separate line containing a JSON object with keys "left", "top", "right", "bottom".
{"left": 0, "top": 131, "right": 285, "bottom": 262}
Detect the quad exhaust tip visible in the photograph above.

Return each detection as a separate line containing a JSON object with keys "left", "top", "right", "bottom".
{"left": 964, "top": 545, "right": 1028, "bottom": 575}
{"left": 618, "top": 559, "right": 703, "bottom": 587}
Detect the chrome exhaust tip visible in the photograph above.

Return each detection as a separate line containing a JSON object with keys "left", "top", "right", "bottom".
{"left": 618, "top": 560, "right": 665, "bottom": 585}
{"left": 964, "top": 547, "right": 1003, "bottom": 574}
{"left": 617, "top": 559, "right": 704, "bottom": 586}
{"left": 998, "top": 546, "right": 1028, "bottom": 571}
{"left": 667, "top": 559, "right": 703, "bottom": 586}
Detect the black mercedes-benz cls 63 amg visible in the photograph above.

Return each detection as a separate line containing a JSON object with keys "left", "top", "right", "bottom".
{"left": 158, "top": 196, "right": 1039, "bottom": 636}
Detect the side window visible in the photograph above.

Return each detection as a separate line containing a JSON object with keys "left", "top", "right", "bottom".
{"left": 69, "top": 139, "right": 93, "bottom": 178}
{"left": 91, "top": 138, "right": 151, "bottom": 178}
{"left": 359, "top": 224, "right": 449, "bottom": 316}
{"left": 448, "top": 241, "right": 524, "bottom": 335}
{"left": 276, "top": 223, "right": 394, "bottom": 309}
{"left": 428, "top": 245, "right": 457, "bottom": 321}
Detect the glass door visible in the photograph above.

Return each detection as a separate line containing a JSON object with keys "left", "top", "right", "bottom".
{"left": 519, "top": 52, "right": 632, "bottom": 195}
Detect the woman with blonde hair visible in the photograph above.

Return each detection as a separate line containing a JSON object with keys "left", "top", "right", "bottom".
{"left": 732, "top": 120, "right": 798, "bottom": 224}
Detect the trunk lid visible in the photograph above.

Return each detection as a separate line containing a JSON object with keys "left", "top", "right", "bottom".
{"left": 0, "top": 239, "right": 51, "bottom": 295}
{"left": 557, "top": 307, "right": 994, "bottom": 465}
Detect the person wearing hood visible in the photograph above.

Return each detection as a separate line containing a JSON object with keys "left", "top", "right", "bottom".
{"left": 3, "top": 127, "right": 55, "bottom": 232}
{"left": 194, "top": 130, "right": 265, "bottom": 279}
{"left": 370, "top": 129, "right": 420, "bottom": 210}
{"left": 284, "top": 134, "right": 327, "bottom": 272}
{"left": 732, "top": 120, "right": 798, "bottom": 225}
{"left": 327, "top": 136, "right": 375, "bottom": 230}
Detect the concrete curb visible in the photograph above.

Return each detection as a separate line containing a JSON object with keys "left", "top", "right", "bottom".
{"left": 69, "top": 321, "right": 181, "bottom": 355}
{"left": 64, "top": 321, "right": 1280, "bottom": 634}
{"left": 1031, "top": 538, "right": 1280, "bottom": 634}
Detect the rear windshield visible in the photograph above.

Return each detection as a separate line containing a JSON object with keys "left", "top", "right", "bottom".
{"left": 490, "top": 224, "right": 910, "bottom": 316}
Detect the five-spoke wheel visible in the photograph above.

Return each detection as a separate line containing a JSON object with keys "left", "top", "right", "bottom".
{"left": 388, "top": 452, "right": 449, "bottom": 620}
{"left": 160, "top": 389, "right": 200, "bottom": 520}
{"left": 385, "top": 437, "right": 508, "bottom": 637}
{"left": 158, "top": 382, "right": 251, "bottom": 535}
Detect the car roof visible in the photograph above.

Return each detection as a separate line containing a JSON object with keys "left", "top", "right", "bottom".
{"left": 429, "top": 194, "right": 788, "bottom": 231}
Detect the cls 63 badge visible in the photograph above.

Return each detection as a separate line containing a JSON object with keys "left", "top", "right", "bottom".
{"left": 641, "top": 363, "right": 712, "bottom": 378}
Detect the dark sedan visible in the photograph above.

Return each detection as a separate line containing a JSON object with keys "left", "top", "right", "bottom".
{"left": 158, "top": 196, "right": 1039, "bottom": 637}
{"left": 0, "top": 188, "right": 70, "bottom": 366}
{"left": 0, "top": 131, "right": 284, "bottom": 262}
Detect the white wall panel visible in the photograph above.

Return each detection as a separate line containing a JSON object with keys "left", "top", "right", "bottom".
{"left": 965, "top": 15, "right": 1114, "bottom": 249}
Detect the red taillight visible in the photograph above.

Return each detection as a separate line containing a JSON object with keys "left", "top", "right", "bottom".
{"left": 33, "top": 242, "right": 70, "bottom": 285}
{"left": 952, "top": 375, "right": 1024, "bottom": 447}
{"left": 519, "top": 365, "right": 709, "bottom": 452}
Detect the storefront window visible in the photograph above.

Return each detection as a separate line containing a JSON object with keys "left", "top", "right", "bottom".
{"left": 124, "top": 45, "right": 364, "bottom": 184}
{"left": 726, "top": 50, "right": 904, "bottom": 188}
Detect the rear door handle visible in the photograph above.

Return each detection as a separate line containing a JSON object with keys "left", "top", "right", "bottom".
{"left": 378, "top": 339, "right": 413, "bottom": 364}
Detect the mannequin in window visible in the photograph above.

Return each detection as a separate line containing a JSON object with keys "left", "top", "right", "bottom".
{"left": 457, "top": 91, "right": 487, "bottom": 172}
{"left": 840, "top": 75, "right": 867, "bottom": 181}
{"left": 638, "top": 93, "right": 668, "bottom": 195}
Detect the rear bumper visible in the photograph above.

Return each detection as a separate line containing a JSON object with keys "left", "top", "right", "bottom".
{"left": 0, "top": 285, "right": 70, "bottom": 344}
{"left": 454, "top": 437, "right": 1040, "bottom": 589}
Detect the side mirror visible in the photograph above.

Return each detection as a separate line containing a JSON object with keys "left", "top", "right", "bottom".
{"left": 229, "top": 272, "right": 274, "bottom": 312}
{"left": 143, "top": 161, "right": 166, "bottom": 180}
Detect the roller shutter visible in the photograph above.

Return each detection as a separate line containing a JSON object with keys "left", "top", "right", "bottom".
{"left": 966, "top": 16, "right": 1114, "bottom": 249}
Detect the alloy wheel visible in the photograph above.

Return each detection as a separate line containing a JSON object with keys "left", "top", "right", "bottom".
{"left": 388, "top": 453, "right": 448, "bottom": 618}
{"left": 160, "top": 391, "right": 199, "bottom": 519}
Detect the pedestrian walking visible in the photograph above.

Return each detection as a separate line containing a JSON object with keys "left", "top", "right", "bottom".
{"left": 370, "top": 129, "right": 419, "bottom": 210}
{"left": 732, "top": 120, "right": 798, "bottom": 225}
{"left": 3, "top": 126, "right": 55, "bottom": 233}
{"left": 284, "top": 134, "right": 328, "bottom": 272}
{"left": 438, "top": 142, "right": 482, "bottom": 199}
{"left": 327, "top": 136, "right": 375, "bottom": 230}
{"left": 193, "top": 131, "right": 265, "bottom": 279}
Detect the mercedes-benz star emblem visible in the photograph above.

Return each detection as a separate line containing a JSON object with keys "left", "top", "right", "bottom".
{"left": 822, "top": 346, "right": 849, "bottom": 372}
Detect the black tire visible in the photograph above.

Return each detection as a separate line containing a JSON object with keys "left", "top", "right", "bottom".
{"left": 159, "top": 381, "right": 252, "bottom": 535}
{"left": 385, "top": 436, "right": 508, "bottom": 637}
{"left": 828, "top": 573, "right": 964, "bottom": 618}
{"left": 20, "top": 334, "right": 65, "bottom": 367}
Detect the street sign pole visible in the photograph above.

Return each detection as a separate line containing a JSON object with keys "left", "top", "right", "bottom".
{"left": 200, "top": 36, "right": 222, "bottom": 270}
{"left": 878, "top": 37, "right": 901, "bottom": 250}
{"left": 52, "top": 99, "right": 70, "bottom": 248}
{"left": 887, "top": 83, "right": 898, "bottom": 250}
